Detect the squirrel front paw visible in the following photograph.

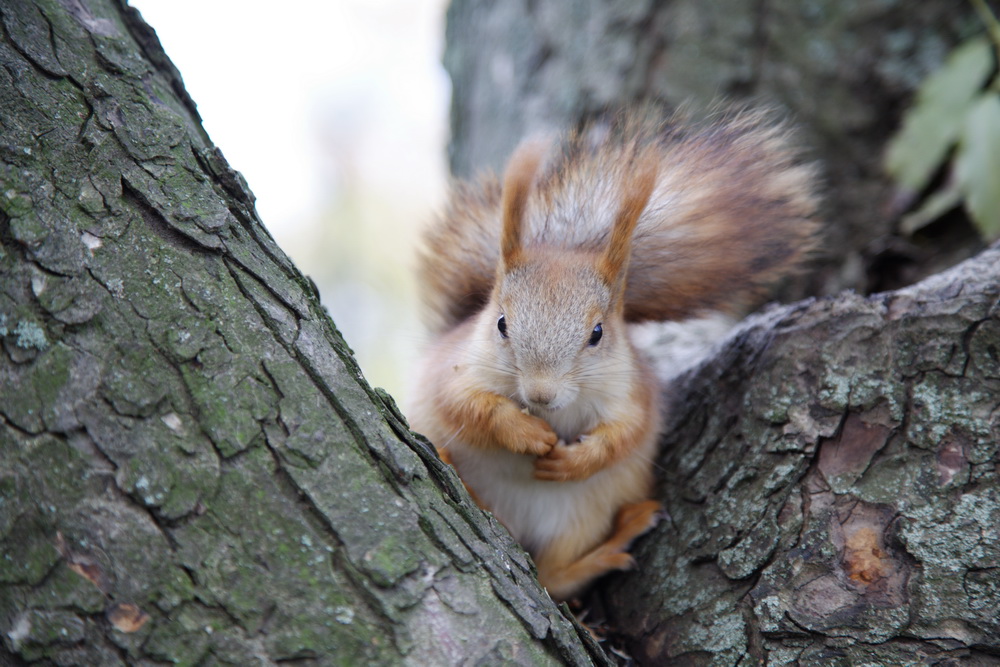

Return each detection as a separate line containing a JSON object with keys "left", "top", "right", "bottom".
{"left": 496, "top": 407, "right": 557, "bottom": 456}
{"left": 533, "top": 439, "right": 600, "bottom": 481}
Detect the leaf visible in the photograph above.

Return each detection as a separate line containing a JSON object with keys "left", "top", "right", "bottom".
{"left": 884, "top": 37, "right": 995, "bottom": 193}
{"left": 956, "top": 93, "right": 1000, "bottom": 240}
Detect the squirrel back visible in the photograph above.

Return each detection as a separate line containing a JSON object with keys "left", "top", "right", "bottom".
{"left": 418, "top": 108, "right": 820, "bottom": 333}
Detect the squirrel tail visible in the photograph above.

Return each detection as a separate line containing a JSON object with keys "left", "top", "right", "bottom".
{"left": 418, "top": 107, "right": 821, "bottom": 332}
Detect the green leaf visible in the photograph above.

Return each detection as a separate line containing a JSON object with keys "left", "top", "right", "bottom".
{"left": 884, "top": 37, "right": 994, "bottom": 193}
{"left": 956, "top": 93, "right": 1000, "bottom": 240}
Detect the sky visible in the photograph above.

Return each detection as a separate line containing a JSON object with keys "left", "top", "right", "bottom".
{"left": 127, "top": 0, "right": 451, "bottom": 402}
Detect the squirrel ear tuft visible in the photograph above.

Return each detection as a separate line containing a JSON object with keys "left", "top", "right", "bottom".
{"left": 500, "top": 139, "right": 547, "bottom": 270}
{"left": 600, "top": 152, "right": 658, "bottom": 293}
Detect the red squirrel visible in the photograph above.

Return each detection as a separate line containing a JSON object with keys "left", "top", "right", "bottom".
{"left": 409, "top": 109, "right": 820, "bottom": 601}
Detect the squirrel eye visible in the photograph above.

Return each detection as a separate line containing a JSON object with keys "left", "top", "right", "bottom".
{"left": 497, "top": 314, "right": 508, "bottom": 338}
{"left": 588, "top": 323, "right": 603, "bottom": 346}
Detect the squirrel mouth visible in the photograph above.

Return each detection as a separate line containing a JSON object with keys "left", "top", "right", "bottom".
{"left": 524, "top": 398, "right": 567, "bottom": 414}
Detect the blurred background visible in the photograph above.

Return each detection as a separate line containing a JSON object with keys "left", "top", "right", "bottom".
{"left": 129, "top": 0, "right": 450, "bottom": 405}
{"left": 125, "top": 1, "right": 996, "bottom": 408}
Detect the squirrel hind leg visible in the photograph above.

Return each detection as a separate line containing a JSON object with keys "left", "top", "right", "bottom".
{"left": 535, "top": 499, "right": 663, "bottom": 601}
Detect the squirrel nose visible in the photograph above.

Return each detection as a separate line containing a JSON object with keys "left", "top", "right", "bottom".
{"left": 524, "top": 380, "right": 559, "bottom": 408}
{"left": 528, "top": 390, "right": 555, "bottom": 407}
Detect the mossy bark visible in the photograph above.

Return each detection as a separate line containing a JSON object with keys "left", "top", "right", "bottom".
{"left": 0, "top": 1, "right": 605, "bottom": 664}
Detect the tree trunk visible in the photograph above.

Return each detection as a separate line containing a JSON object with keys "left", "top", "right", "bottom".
{"left": 445, "top": 0, "right": 1000, "bottom": 663}
{"left": 0, "top": 1, "right": 603, "bottom": 664}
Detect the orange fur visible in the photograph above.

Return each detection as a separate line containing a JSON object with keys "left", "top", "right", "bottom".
{"left": 534, "top": 500, "right": 663, "bottom": 601}
{"left": 598, "top": 151, "right": 659, "bottom": 294}
{"left": 500, "top": 140, "right": 547, "bottom": 270}
{"left": 440, "top": 388, "right": 558, "bottom": 457}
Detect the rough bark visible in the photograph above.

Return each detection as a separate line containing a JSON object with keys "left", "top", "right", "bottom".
{"left": 0, "top": 1, "right": 605, "bottom": 664}
{"left": 606, "top": 246, "right": 1000, "bottom": 664}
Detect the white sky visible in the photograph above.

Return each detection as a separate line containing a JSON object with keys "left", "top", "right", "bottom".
{"left": 128, "top": 0, "right": 450, "bottom": 400}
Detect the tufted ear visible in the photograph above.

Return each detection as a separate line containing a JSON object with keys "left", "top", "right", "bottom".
{"left": 599, "top": 153, "right": 659, "bottom": 296}
{"left": 500, "top": 140, "right": 547, "bottom": 270}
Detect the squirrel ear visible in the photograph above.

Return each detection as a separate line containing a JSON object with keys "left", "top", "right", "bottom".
{"left": 500, "top": 139, "right": 547, "bottom": 270}
{"left": 600, "top": 152, "right": 658, "bottom": 294}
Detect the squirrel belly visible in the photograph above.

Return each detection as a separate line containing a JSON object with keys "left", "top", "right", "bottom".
{"left": 446, "top": 433, "right": 656, "bottom": 561}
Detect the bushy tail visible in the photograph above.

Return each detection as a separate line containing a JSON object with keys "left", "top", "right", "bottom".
{"left": 418, "top": 108, "right": 821, "bottom": 333}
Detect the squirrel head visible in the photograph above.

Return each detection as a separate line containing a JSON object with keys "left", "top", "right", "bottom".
{"left": 487, "top": 139, "right": 658, "bottom": 413}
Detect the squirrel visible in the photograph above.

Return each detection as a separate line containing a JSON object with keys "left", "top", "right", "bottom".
{"left": 408, "top": 108, "right": 820, "bottom": 601}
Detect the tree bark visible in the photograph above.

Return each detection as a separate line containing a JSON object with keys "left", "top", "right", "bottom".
{"left": 607, "top": 246, "right": 1000, "bottom": 664}
{"left": 0, "top": 1, "right": 604, "bottom": 664}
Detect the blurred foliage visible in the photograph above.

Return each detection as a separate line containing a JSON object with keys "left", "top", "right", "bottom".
{"left": 885, "top": 0, "right": 1000, "bottom": 241}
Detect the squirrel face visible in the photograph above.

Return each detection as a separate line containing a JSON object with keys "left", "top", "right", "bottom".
{"left": 478, "top": 136, "right": 657, "bottom": 425}
{"left": 493, "top": 249, "right": 624, "bottom": 414}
